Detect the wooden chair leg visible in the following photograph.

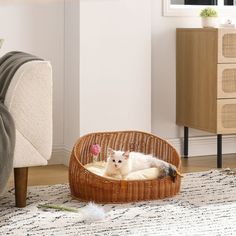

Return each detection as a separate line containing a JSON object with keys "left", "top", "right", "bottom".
{"left": 14, "top": 167, "right": 28, "bottom": 208}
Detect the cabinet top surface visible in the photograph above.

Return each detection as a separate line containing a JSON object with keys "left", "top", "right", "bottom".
{"left": 176, "top": 28, "right": 236, "bottom": 32}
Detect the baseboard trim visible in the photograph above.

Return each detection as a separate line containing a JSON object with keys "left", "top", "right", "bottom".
{"left": 50, "top": 135, "right": 236, "bottom": 165}
{"left": 49, "top": 146, "right": 71, "bottom": 166}
{"left": 168, "top": 135, "right": 236, "bottom": 157}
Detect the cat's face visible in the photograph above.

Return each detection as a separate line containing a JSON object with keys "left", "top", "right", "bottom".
{"left": 107, "top": 148, "right": 129, "bottom": 170}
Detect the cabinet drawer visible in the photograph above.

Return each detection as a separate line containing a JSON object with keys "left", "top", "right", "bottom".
{"left": 218, "top": 29, "right": 236, "bottom": 63}
{"left": 218, "top": 99, "right": 236, "bottom": 134}
{"left": 218, "top": 64, "right": 236, "bottom": 98}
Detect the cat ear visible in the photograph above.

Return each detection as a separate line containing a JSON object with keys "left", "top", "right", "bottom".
{"left": 107, "top": 148, "right": 115, "bottom": 156}
{"left": 123, "top": 151, "right": 130, "bottom": 159}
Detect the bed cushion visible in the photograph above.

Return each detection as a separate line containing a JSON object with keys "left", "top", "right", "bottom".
{"left": 85, "top": 161, "right": 160, "bottom": 180}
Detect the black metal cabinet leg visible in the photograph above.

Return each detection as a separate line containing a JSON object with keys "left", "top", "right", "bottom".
{"left": 184, "top": 126, "right": 189, "bottom": 158}
{"left": 217, "top": 134, "right": 222, "bottom": 168}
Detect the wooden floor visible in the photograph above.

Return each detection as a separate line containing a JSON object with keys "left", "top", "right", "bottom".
{"left": 8, "top": 165, "right": 68, "bottom": 188}
{"left": 181, "top": 153, "right": 236, "bottom": 172}
{"left": 8, "top": 154, "right": 236, "bottom": 187}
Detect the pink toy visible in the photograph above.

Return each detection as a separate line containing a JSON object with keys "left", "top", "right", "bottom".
{"left": 91, "top": 144, "right": 101, "bottom": 162}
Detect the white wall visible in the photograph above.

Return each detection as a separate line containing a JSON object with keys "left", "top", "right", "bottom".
{"left": 80, "top": 0, "right": 151, "bottom": 137}
{"left": 0, "top": 1, "right": 65, "bottom": 148}
{"left": 61, "top": 0, "right": 151, "bottom": 163}
{"left": 64, "top": 0, "right": 80, "bottom": 151}
{"left": 151, "top": 0, "right": 207, "bottom": 139}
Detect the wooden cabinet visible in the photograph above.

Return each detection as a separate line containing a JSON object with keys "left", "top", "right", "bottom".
{"left": 176, "top": 28, "right": 236, "bottom": 168}
{"left": 176, "top": 28, "right": 236, "bottom": 135}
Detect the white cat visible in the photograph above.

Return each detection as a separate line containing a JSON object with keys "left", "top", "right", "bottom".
{"left": 104, "top": 148, "right": 177, "bottom": 181}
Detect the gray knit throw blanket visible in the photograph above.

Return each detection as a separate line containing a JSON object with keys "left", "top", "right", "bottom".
{"left": 0, "top": 51, "right": 43, "bottom": 195}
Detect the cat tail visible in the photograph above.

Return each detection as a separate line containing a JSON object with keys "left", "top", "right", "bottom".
{"left": 166, "top": 164, "right": 184, "bottom": 183}
{"left": 153, "top": 159, "right": 180, "bottom": 183}
{"left": 168, "top": 164, "right": 178, "bottom": 183}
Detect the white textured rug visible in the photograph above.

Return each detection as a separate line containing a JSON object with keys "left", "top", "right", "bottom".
{"left": 1, "top": 169, "right": 236, "bottom": 236}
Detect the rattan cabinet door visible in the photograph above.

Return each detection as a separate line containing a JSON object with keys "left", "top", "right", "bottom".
{"left": 218, "top": 29, "right": 236, "bottom": 63}
{"left": 218, "top": 64, "right": 236, "bottom": 98}
{"left": 217, "top": 99, "right": 236, "bottom": 134}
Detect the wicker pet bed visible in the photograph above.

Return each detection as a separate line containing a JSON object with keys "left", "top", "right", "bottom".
{"left": 69, "top": 131, "right": 181, "bottom": 203}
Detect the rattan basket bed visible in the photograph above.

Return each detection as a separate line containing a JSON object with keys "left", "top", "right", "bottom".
{"left": 69, "top": 131, "right": 181, "bottom": 203}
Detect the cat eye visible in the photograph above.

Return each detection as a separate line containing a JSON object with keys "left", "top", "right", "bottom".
{"left": 112, "top": 160, "right": 115, "bottom": 162}
{"left": 118, "top": 160, "right": 122, "bottom": 163}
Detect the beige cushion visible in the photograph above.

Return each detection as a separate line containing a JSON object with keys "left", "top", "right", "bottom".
{"left": 4, "top": 61, "right": 52, "bottom": 168}
{"left": 85, "top": 161, "right": 160, "bottom": 180}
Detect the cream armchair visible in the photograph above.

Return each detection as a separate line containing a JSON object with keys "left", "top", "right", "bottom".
{"left": 4, "top": 60, "right": 52, "bottom": 207}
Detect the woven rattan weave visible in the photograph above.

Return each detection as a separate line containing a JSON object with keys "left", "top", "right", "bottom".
{"left": 69, "top": 131, "right": 181, "bottom": 203}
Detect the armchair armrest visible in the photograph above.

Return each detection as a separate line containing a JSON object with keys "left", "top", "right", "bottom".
{"left": 4, "top": 61, "right": 52, "bottom": 166}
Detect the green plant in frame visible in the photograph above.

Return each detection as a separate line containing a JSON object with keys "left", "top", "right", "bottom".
{"left": 200, "top": 7, "right": 218, "bottom": 17}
